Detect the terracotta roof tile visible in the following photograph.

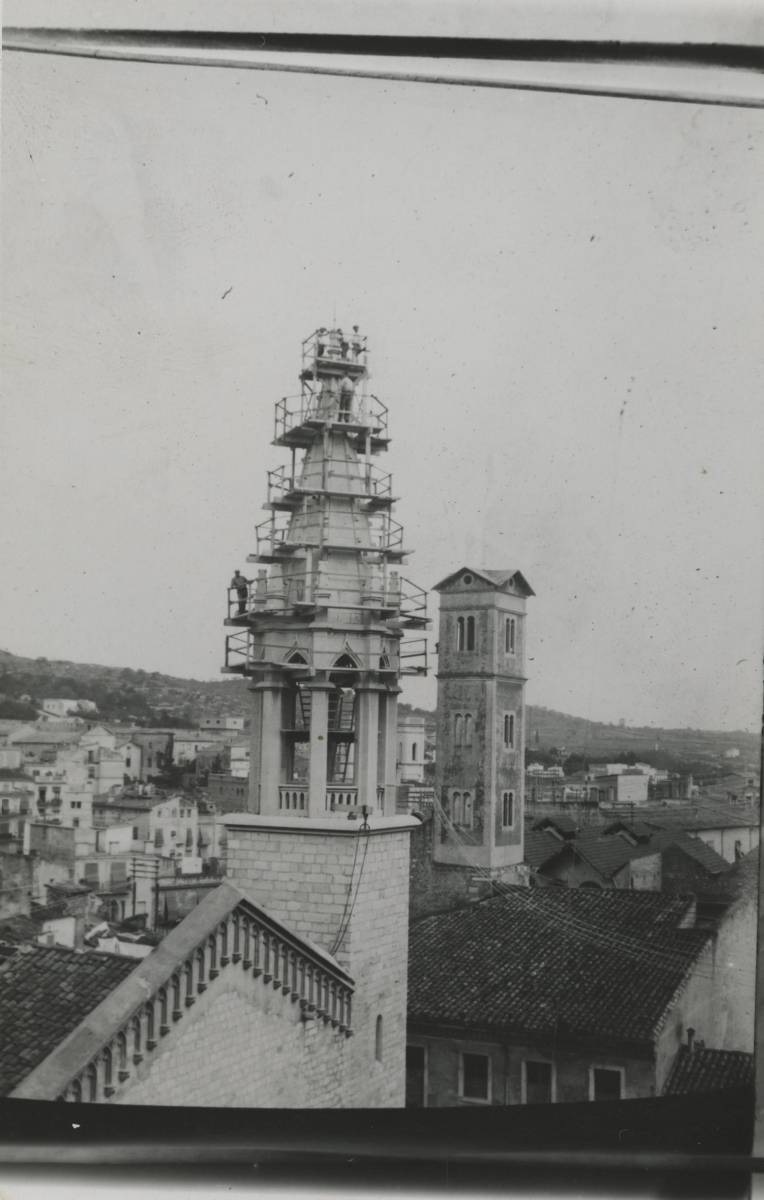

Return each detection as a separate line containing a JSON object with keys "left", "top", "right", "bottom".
{"left": 0, "top": 946, "right": 137, "bottom": 1096}
{"left": 409, "top": 888, "right": 710, "bottom": 1046}
{"left": 663, "top": 1046, "right": 754, "bottom": 1094}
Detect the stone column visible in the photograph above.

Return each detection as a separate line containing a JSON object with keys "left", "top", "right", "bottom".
{"left": 247, "top": 685, "right": 263, "bottom": 813}
{"left": 378, "top": 690, "right": 399, "bottom": 816}
{"left": 355, "top": 685, "right": 380, "bottom": 813}
{"left": 253, "top": 673, "right": 285, "bottom": 815}
{"left": 306, "top": 682, "right": 332, "bottom": 817}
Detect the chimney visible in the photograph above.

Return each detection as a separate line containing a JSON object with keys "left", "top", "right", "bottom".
{"left": 687, "top": 1027, "right": 695, "bottom": 1053}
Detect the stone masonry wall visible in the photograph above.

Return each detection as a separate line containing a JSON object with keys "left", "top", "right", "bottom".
{"left": 116, "top": 961, "right": 346, "bottom": 1107}
{"left": 225, "top": 820, "right": 413, "bottom": 1107}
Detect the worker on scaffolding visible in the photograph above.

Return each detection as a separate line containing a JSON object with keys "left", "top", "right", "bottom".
{"left": 338, "top": 373, "right": 355, "bottom": 422}
{"left": 230, "top": 569, "right": 249, "bottom": 615}
{"left": 350, "top": 325, "right": 366, "bottom": 359}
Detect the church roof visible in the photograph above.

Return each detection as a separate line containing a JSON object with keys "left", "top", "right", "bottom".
{"left": 433, "top": 567, "right": 535, "bottom": 596}
{"left": 409, "top": 888, "right": 709, "bottom": 1047}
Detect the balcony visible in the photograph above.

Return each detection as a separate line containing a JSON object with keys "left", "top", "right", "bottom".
{"left": 265, "top": 462, "right": 395, "bottom": 511}
{"left": 277, "top": 785, "right": 385, "bottom": 814}
{"left": 273, "top": 393, "right": 389, "bottom": 453}
{"left": 226, "top": 567, "right": 428, "bottom": 626}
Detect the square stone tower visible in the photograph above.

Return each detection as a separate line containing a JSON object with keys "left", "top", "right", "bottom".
{"left": 432, "top": 567, "right": 534, "bottom": 879}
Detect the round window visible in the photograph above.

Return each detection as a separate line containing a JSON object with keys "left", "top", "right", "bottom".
{"left": 463, "top": 573, "right": 473, "bottom": 585}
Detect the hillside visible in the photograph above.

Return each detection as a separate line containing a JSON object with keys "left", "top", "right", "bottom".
{"left": 0, "top": 649, "right": 248, "bottom": 727}
{"left": 0, "top": 649, "right": 758, "bottom": 776}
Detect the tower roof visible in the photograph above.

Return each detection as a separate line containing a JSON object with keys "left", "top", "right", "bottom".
{"left": 433, "top": 566, "right": 535, "bottom": 596}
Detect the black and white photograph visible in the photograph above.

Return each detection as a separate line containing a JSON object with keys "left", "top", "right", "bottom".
{"left": 1, "top": 1, "right": 763, "bottom": 1192}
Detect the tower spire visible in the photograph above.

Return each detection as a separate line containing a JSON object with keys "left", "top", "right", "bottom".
{"left": 224, "top": 325, "right": 429, "bottom": 819}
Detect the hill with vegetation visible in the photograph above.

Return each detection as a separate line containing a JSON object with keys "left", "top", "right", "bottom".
{"left": 0, "top": 649, "right": 758, "bottom": 779}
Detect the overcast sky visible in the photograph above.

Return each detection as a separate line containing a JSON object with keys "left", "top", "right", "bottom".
{"left": 2, "top": 49, "right": 762, "bottom": 731}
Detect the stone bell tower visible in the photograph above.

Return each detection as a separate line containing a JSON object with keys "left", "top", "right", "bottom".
{"left": 432, "top": 566, "right": 534, "bottom": 880}
{"left": 222, "top": 326, "right": 429, "bottom": 1106}
{"left": 223, "top": 327, "right": 429, "bottom": 818}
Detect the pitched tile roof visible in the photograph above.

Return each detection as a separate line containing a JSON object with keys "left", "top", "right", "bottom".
{"left": 663, "top": 1046, "right": 754, "bottom": 1094}
{"left": 409, "top": 888, "right": 710, "bottom": 1046}
{"left": 656, "top": 830, "right": 728, "bottom": 875}
{"left": 524, "top": 827, "right": 567, "bottom": 870}
{"left": 634, "top": 805, "right": 759, "bottom": 831}
{"left": 432, "top": 567, "right": 535, "bottom": 596}
{"left": 0, "top": 945, "right": 137, "bottom": 1096}
{"left": 527, "top": 823, "right": 731, "bottom": 883}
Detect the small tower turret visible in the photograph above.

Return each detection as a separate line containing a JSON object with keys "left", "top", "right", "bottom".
{"left": 223, "top": 327, "right": 429, "bottom": 819}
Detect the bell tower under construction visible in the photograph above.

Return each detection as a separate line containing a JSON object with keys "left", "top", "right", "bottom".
{"left": 223, "top": 327, "right": 429, "bottom": 818}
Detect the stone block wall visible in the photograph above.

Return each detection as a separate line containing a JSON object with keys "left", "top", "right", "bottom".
{"left": 116, "top": 962, "right": 346, "bottom": 1107}
{"left": 224, "top": 816, "right": 415, "bottom": 1107}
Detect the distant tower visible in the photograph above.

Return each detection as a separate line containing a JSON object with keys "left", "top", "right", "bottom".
{"left": 432, "top": 567, "right": 534, "bottom": 880}
{"left": 223, "top": 327, "right": 429, "bottom": 817}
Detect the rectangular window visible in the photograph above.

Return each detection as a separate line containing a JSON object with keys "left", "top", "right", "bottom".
{"left": 502, "top": 791, "right": 514, "bottom": 828}
{"left": 523, "top": 1060, "right": 554, "bottom": 1104}
{"left": 590, "top": 1066, "right": 624, "bottom": 1102}
{"left": 460, "top": 1052, "right": 490, "bottom": 1102}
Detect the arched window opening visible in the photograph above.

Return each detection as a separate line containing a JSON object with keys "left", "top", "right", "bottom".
{"left": 463, "top": 793, "right": 473, "bottom": 828}
{"left": 466, "top": 616, "right": 476, "bottom": 651}
{"left": 287, "top": 650, "right": 308, "bottom": 665}
{"left": 86, "top": 1064, "right": 97, "bottom": 1103}
{"left": 454, "top": 714, "right": 463, "bottom": 745}
{"left": 411, "top": 743, "right": 417, "bottom": 762}
{"left": 503, "top": 713, "right": 515, "bottom": 749}
{"left": 502, "top": 791, "right": 514, "bottom": 828}
{"left": 102, "top": 1047, "right": 113, "bottom": 1093}
{"left": 464, "top": 714, "right": 473, "bottom": 747}
{"left": 452, "top": 792, "right": 463, "bottom": 824}
{"left": 456, "top": 617, "right": 465, "bottom": 651}
{"left": 375, "top": 1014, "right": 383, "bottom": 1062}
{"left": 505, "top": 617, "right": 516, "bottom": 654}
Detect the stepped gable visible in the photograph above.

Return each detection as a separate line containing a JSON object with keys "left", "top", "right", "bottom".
{"left": 663, "top": 1046, "right": 754, "bottom": 1094}
{"left": 409, "top": 888, "right": 710, "bottom": 1045}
